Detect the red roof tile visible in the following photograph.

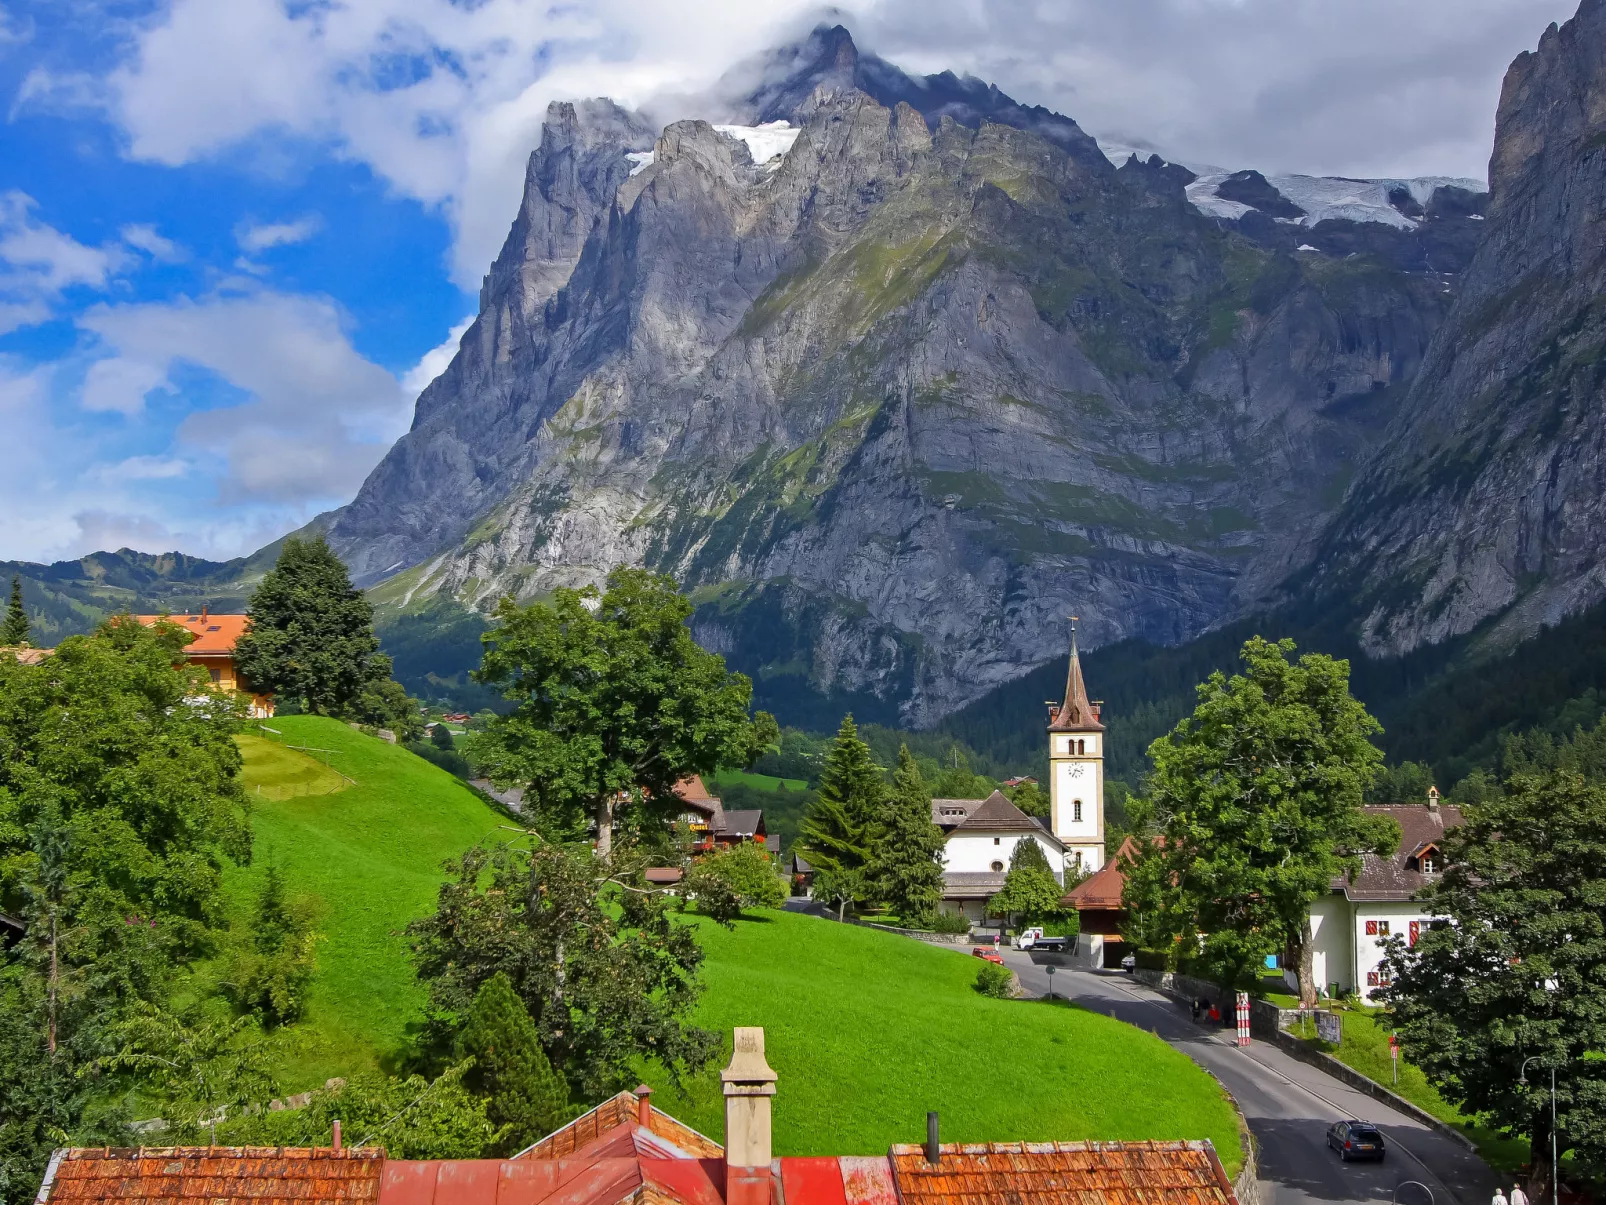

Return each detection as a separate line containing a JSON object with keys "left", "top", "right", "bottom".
{"left": 889, "top": 1141, "right": 1236, "bottom": 1205}
{"left": 136, "top": 613, "right": 252, "bottom": 656}
{"left": 1065, "top": 837, "right": 1143, "bottom": 911}
{"left": 41, "top": 1147, "right": 383, "bottom": 1203}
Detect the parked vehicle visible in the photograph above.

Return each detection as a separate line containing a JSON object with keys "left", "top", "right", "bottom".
{"left": 1120, "top": 953, "right": 1136, "bottom": 972}
{"left": 1012, "top": 927, "right": 1071, "bottom": 952}
{"left": 971, "top": 946, "right": 1004, "bottom": 964}
{"left": 1326, "top": 1120, "right": 1386, "bottom": 1162}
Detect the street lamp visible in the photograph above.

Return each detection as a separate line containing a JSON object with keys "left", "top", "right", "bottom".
{"left": 1519, "top": 1056, "right": 1558, "bottom": 1205}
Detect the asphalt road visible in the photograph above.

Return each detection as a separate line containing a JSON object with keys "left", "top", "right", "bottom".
{"left": 995, "top": 950, "right": 1497, "bottom": 1205}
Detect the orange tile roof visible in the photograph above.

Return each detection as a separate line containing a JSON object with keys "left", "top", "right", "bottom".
{"left": 2, "top": 645, "right": 53, "bottom": 665}
{"left": 1065, "top": 837, "right": 1143, "bottom": 911}
{"left": 516, "top": 1091, "right": 723, "bottom": 1162}
{"left": 136, "top": 613, "right": 251, "bottom": 655}
{"left": 889, "top": 1141, "right": 1237, "bottom": 1205}
{"left": 40, "top": 1146, "right": 382, "bottom": 1203}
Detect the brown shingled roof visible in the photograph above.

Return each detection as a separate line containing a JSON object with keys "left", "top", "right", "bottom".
{"left": 1064, "top": 837, "right": 1142, "bottom": 911}
{"left": 40, "top": 1146, "right": 383, "bottom": 1203}
{"left": 889, "top": 1141, "right": 1237, "bottom": 1205}
{"left": 955, "top": 792, "right": 1053, "bottom": 836}
{"left": 1333, "top": 804, "right": 1464, "bottom": 902}
{"left": 1048, "top": 624, "right": 1103, "bottom": 734}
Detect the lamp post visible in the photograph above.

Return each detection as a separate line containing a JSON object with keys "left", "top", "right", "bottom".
{"left": 1519, "top": 1057, "right": 1559, "bottom": 1205}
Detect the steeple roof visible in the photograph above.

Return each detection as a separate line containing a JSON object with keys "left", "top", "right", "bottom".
{"left": 1049, "top": 618, "right": 1103, "bottom": 732}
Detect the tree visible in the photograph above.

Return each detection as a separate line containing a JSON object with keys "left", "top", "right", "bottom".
{"left": 2, "top": 577, "right": 27, "bottom": 647}
{"left": 233, "top": 535, "right": 390, "bottom": 716}
{"left": 684, "top": 843, "right": 785, "bottom": 925}
{"left": 808, "top": 863, "right": 866, "bottom": 924}
{"left": 409, "top": 840, "right": 717, "bottom": 1101}
{"left": 871, "top": 747, "right": 946, "bottom": 924}
{"left": 1131, "top": 637, "right": 1395, "bottom": 1004}
{"left": 107, "top": 1006, "right": 277, "bottom": 1144}
{"left": 797, "top": 716, "right": 883, "bottom": 903}
{"left": 225, "top": 867, "right": 319, "bottom": 1026}
{"left": 1004, "top": 780, "right": 1047, "bottom": 818}
{"left": 988, "top": 839, "right": 1073, "bottom": 934}
{"left": 349, "top": 664, "right": 425, "bottom": 741}
{"left": 1381, "top": 770, "right": 1606, "bottom": 1203}
{"left": 457, "top": 974, "right": 572, "bottom": 1152}
{"left": 469, "top": 568, "right": 776, "bottom": 855}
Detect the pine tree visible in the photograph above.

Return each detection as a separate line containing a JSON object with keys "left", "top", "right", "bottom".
{"left": 872, "top": 746, "right": 947, "bottom": 924}
{"left": 457, "top": 973, "right": 573, "bottom": 1152}
{"left": 798, "top": 715, "right": 883, "bottom": 884}
{"left": 3, "top": 575, "right": 29, "bottom": 646}
{"left": 233, "top": 536, "right": 384, "bottom": 715}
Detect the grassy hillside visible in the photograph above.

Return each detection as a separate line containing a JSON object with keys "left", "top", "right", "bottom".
{"left": 232, "top": 716, "right": 506, "bottom": 1087}
{"left": 648, "top": 910, "right": 1242, "bottom": 1168}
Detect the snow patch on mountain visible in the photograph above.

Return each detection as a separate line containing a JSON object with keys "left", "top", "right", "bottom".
{"left": 713, "top": 121, "right": 800, "bottom": 168}
{"left": 626, "top": 151, "right": 655, "bottom": 176}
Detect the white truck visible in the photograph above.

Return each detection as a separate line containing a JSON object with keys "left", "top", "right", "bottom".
{"left": 1012, "top": 927, "right": 1073, "bottom": 953}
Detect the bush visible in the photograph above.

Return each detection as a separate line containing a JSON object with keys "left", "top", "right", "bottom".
{"left": 407, "top": 740, "right": 474, "bottom": 779}
{"left": 226, "top": 866, "right": 319, "bottom": 1026}
{"left": 684, "top": 843, "right": 786, "bottom": 925}
{"left": 931, "top": 911, "right": 972, "bottom": 935}
{"left": 974, "top": 962, "right": 1014, "bottom": 998}
{"left": 1134, "top": 948, "right": 1172, "bottom": 972}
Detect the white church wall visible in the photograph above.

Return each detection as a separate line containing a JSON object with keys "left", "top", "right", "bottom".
{"left": 943, "top": 830, "right": 1063, "bottom": 880}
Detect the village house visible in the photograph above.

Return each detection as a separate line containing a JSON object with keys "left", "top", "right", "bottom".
{"left": 35, "top": 1026, "right": 1243, "bottom": 1205}
{"left": 674, "top": 776, "right": 778, "bottom": 854}
{"left": 1302, "top": 788, "right": 1462, "bottom": 1001}
{"left": 136, "top": 610, "right": 275, "bottom": 717}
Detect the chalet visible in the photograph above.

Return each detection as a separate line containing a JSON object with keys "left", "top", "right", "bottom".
{"left": 673, "top": 777, "right": 778, "bottom": 854}
{"left": 135, "top": 611, "right": 274, "bottom": 717}
{"left": 1304, "top": 789, "right": 1462, "bottom": 1001}
{"left": 35, "top": 1026, "right": 1243, "bottom": 1205}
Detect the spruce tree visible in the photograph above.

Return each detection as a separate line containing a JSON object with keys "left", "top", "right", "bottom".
{"left": 457, "top": 973, "right": 573, "bottom": 1153}
{"left": 233, "top": 536, "right": 384, "bottom": 715}
{"left": 872, "top": 745, "right": 947, "bottom": 924}
{"left": 798, "top": 715, "right": 883, "bottom": 884}
{"left": 3, "top": 575, "right": 29, "bottom": 646}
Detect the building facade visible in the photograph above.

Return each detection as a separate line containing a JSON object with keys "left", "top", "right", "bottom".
{"left": 932, "top": 791, "right": 1065, "bottom": 922}
{"left": 1047, "top": 620, "right": 1105, "bottom": 876}
{"left": 135, "top": 612, "right": 274, "bottom": 717}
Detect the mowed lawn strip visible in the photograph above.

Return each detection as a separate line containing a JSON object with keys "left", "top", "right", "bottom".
{"left": 649, "top": 910, "right": 1244, "bottom": 1170}
{"left": 231, "top": 716, "right": 505, "bottom": 1087}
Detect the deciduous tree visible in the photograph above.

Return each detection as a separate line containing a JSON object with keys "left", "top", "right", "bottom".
{"left": 684, "top": 843, "right": 785, "bottom": 925}
{"left": 988, "top": 839, "right": 1073, "bottom": 934}
{"left": 1130, "top": 637, "right": 1394, "bottom": 1003}
{"left": 1381, "top": 770, "right": 1606, "bottom": 1203}
{"left": 469, "top": 568, "right": 775, "bottom": 855}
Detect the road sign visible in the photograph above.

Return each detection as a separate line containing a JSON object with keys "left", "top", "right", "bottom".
{"left": 1315, "top": 1011, "right": 1342, "bottom": 1044}
{"left": 1235, "top": 991, "right": 1251, "bottom": 1046}
{"left": 1390, "top": 1033, "right": 1400, "bottom": 1084}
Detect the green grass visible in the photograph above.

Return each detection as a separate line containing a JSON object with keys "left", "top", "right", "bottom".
{"left": 648, "top": 910, "right": 1244, "bottom": 1169}
{"left": 709, "top": 769, "right": 809, "bottom": 793}
{"left": 237, "top": 732, "right": 349, "bottom": 800}
{"left": 229, "top": 717, "right": 506, "bottom": 1088}
{"left": 1287, "top": 1007, "right": 1528, "bottom": 1172}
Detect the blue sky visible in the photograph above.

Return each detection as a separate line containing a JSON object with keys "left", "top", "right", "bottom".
{"left": 0, "top": 0, "right": 1575, "bottom": 564}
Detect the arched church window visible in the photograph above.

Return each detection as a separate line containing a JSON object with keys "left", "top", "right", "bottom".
{"left": 990, "top": 860, "right": 1004, "bottom": 872}
{"left": 1073, "top": 799, "right": 1082, "bottom": 822}
{"left": 1077, "top": 739, "right": 1085, "bottom": 755}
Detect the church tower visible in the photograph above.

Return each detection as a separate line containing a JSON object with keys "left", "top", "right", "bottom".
{"left": 1046, "top": 617, "right": 1105, "bottom": 876}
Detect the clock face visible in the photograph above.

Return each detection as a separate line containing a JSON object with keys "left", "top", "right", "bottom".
{"left": 1065, "top": 764, "right": 1085, "bottom": 781}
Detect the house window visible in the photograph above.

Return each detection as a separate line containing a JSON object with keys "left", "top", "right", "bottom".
{"left": 1072, "top": 800, "right": 1082, "bottom": 823}
{"left": 1366, "top": 971, "right": 1379, "bottom": 987}
{"left": 993, "top": 837, "right": 1000, "bottom": 845}
{"left": 208, "top": 668, "right": 222, "bottom": 684}
{"left": 1378, "top": 920, "right": 1390, "bottom": 936}
{"left": 990, "top": 861, "right": 1004, "bottom": 872}
{"left": 1420, "top": 855, "right": 1437, "bottom": 874}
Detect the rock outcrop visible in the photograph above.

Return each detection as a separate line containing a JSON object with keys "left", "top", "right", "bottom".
{"left": 323, "top": 28, "right": 1483, "bottom": 725}
{"left": 1306, "top": 0, "right": 1606, "bottom": 655}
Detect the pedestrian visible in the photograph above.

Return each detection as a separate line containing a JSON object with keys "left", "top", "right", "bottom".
{"left": 1511, "top": 1185, "right": 1529, "bottom": 1205}
{"left": 1492, "top": 1188, "right": 1508, "bottom": 1205}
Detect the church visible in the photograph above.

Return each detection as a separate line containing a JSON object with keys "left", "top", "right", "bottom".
{"left": 933, "top": 620, "right": 1108, "bottom": 956}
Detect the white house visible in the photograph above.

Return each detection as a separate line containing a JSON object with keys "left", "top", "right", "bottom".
{"left": 934, "top": 619, "right": 1108, "bottom": 952}
{"left": 1300, "top": 789, "right": 1462, "bottom": 1001}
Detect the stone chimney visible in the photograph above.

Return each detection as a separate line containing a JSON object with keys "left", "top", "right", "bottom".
{"left": 722, "top": 1027, "right": 778, "bottom": 1205}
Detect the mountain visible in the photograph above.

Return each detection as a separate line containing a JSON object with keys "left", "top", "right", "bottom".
{"left": 1302, "top": 0, "right": 1606, "bottom": 657}
{"left": 321, "top": 24, "right": 1492, "bottom": 726}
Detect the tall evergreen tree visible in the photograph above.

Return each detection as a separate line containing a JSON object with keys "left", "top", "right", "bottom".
{"left": 798, "top": 716, "right": 883, "bottom": 888}
{"left": 872, "top": 746, "right": 946, "bottom": 924}
{"left": 3, "top": 576, "right": 28, "bottom": 646}
{"left": 457, "top": 974, "right": 572, "bottom": 1153}
{"left": 233, "top": 536, "right": 385, "bottom": 715}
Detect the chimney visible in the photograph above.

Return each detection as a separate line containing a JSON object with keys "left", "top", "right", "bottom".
{"left": 332, "top": 1119, "right": 342, "bottom": 1151}
{"left": 925, "top": 1112, "right": 940, "bottom": 1164}
{"left": 200, "top": 604, "right": 208, "bottom": 623}
{"left": 635, "top": 1083, "right": 653, "bottom": 1127}
{"left": 722, "top": 1027, "right": 778, "bottom": 1205}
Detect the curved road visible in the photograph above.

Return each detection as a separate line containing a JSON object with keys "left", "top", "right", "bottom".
{"left": 997, "top": 951, "right": 1497, "bottom": 1205}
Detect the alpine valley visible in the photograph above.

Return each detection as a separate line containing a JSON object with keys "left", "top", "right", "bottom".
{"left": 11, "top": 0, "right": 1606, "bottom": 752}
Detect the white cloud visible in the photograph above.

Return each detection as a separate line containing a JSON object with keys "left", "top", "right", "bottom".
{"left": 78, "top": 289, "right": 410, "bottom": 504}
{"left": 120, "top": 223, "right": 185, "bottom": 262}
{"left": 0, "top": 192, "right": 129, "bottom": 334}
{"left": 402, "top": 314, "right": 474, "bottom": 397}
{"left": 90, "top": 454, "right": 194, "bottom": 484}
{"left": 236, "top": 216, "right": 322, "bottom": 253}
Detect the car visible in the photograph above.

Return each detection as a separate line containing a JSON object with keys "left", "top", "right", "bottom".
{"left": 1327, "top": 1120, "right": 1386, "bottom": 1162}
{"left": 971, "top": 946, "right": 1004, "bottom": 964}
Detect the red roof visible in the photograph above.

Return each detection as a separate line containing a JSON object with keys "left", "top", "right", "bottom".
{"left": 890, "top": 1141, "right": 1236, "bottom": 1205}
{"left": 1064, "top": 837, "right": 1142, "bottom": 911}
{"left": 136, "top": 613, "right": 251, "bottom": 656}
{"left": 40, "top": 1146, "right": 382, "bottom": 1202}
{"left": 1048, "top": 627, "right": 1102, "bottom": 733}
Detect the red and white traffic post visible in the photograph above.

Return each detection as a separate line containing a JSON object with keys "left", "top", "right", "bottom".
{"left": 1235, "top": 991, "right": 1251, "bottom": 1046}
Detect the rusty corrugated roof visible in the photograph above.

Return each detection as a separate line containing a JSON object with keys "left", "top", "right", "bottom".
{"left": 888, "top": 1141, "right": 1236, "bottom": 1205}
{"left": 40, "top": 1146, "right": 383, "bottom": 1203}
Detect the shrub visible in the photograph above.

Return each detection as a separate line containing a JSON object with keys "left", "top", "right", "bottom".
{"left": 974, "top": 962, "right": 1014, "bottom": 999}
{"left": 685, "top": 843, "right": 786, "bottom": 925}
{"left": 226, "top": 866, "right": 319, "bottom": 1026}
{"left": 407, "top": 740, "right": 474, "bottom": 779}
{"left": 931, "top": 911, "right": 972, "bottom": 935}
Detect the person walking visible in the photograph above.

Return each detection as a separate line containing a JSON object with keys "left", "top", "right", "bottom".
{"left": 1510, "top": 1184, "right": 1529, "bottom": 1205}
{"left": 1492, "top": 1188, "right": 1509, "bottom": 1205}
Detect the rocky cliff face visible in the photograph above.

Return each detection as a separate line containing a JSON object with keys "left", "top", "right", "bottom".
{"left": 1305, "top": 0, "right": 1606, "bottom": 656}
{"left": 325, "top": 27, "right": 1483, "bottom": 725}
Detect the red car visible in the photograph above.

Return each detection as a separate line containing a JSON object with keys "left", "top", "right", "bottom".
{"left": 972, "top": 946, "right": 1004, "bottom": 964}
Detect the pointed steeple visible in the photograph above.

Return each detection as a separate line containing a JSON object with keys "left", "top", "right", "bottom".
{"left": 1049, "top": 616, "right": 1103, "bottom": 732}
